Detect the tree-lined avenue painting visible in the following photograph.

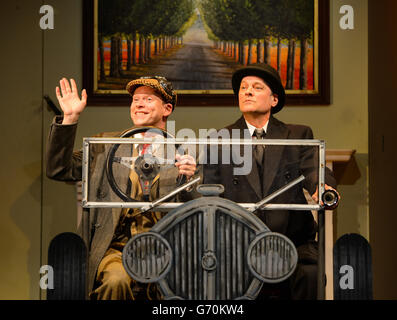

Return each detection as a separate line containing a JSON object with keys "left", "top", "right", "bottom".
{"left": 83, "top": 0, "right": 329, "bottom": 106}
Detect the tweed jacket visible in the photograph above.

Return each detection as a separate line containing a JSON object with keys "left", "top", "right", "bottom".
{"left": 45, "top": 116, "right": 192, "bottom": 292}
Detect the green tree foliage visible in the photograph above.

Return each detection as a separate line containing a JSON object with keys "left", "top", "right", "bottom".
{"left": 98, "top": 0, "right": 194, "bottom": 78}
{"left": 199, "top": 0, "right": 314, "bottom": 89}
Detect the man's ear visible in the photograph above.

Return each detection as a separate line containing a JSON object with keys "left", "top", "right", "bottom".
{"left": 163, "top": 103, "right": 173, "bottom": 117}
{"left": 271, "top": 94, "right": 279, "bottom": 107}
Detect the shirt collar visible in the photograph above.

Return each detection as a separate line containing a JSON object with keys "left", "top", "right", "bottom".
{"left": 245, "top": 119, "right": 269, "bottom": 137}
{"left": 133, "top": 133, "right": 157, "bottom": 154}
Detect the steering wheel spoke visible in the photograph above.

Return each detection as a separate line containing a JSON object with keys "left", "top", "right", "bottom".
{"left": 106, "top": 127, "right": 177, "bottom": 202}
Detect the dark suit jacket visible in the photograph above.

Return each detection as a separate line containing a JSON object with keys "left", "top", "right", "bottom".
{"left": 203, "top": 116, "right": 336, "bottom": 254}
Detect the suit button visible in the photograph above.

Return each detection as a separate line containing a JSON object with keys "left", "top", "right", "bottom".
{"left": 232, "top": 178, "right": 239, "bottom": 185}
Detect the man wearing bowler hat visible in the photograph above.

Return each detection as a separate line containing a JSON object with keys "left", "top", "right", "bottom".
{"left": 204, "top": 64, "right": 339, "bottom": 299}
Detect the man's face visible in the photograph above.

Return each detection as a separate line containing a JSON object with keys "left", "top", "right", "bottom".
{"left": 238, "top": 76, "right": 278, "bottom": 115}
{"left": 130, "top": 86, "right": 172, "bottom": 128}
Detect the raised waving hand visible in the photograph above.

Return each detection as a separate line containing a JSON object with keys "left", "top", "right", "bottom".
{"left": 55, "top": 78, "right": 87, "bottom": 124}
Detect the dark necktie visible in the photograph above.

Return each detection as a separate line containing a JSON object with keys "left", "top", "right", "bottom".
{"left": 253, "top": 128, "right": 265, "bottom": 170}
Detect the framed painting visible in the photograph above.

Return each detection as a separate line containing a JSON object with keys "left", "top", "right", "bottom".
{"left": 83, "top": 0, "right": 330, "bottom": 106}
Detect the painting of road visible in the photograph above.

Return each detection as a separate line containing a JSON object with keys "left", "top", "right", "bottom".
{"left": 95, "top": 0, "right": 315, "bottom": 94}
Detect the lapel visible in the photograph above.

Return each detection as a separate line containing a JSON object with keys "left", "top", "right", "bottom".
{"left": 108, "top": 143, "right": 132, "bottom": 228}
{"left": 261, "top": 116, "right": 289, "bottom": 197}
{"left": 91, "top": 131, "right": 128, "bottom": 230}
{"left": 158, "top": 167, "right": 178, "bottom": 197}
{"left": 229, "top": 116, "right": 290, "bottom": 200}
{"left": 228, "top": 116, "right": 262, "bottom": 199}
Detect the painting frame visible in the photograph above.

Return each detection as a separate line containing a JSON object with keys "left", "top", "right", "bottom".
{"left": 83, "top": 0, "right": 330, "bottom": 107}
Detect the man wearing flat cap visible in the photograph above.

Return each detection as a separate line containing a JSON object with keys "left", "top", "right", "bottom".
{"left": 46, "top": 76, "right": 197, "bottom": 299}
{"left": 204, "top": 64, "right": 338, "bottom": 299}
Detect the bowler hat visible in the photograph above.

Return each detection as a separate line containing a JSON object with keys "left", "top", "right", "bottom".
{"left": 232, "top": 64, "right": 285, "bottom": 114}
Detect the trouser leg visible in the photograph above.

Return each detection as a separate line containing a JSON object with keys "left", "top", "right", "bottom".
{"left": 90, "top": 248, "right": 134, "bottom": 300}
{"left": 290, "top": 263, "right": 318, "bottom": 300}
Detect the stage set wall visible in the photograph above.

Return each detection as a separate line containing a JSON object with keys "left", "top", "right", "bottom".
{"left": 0, "top": 0, "right": 394, "bottom": 299}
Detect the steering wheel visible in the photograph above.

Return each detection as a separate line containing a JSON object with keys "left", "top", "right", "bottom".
{"left": 106, "top": 127, "right": 181, "bottom": 202}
